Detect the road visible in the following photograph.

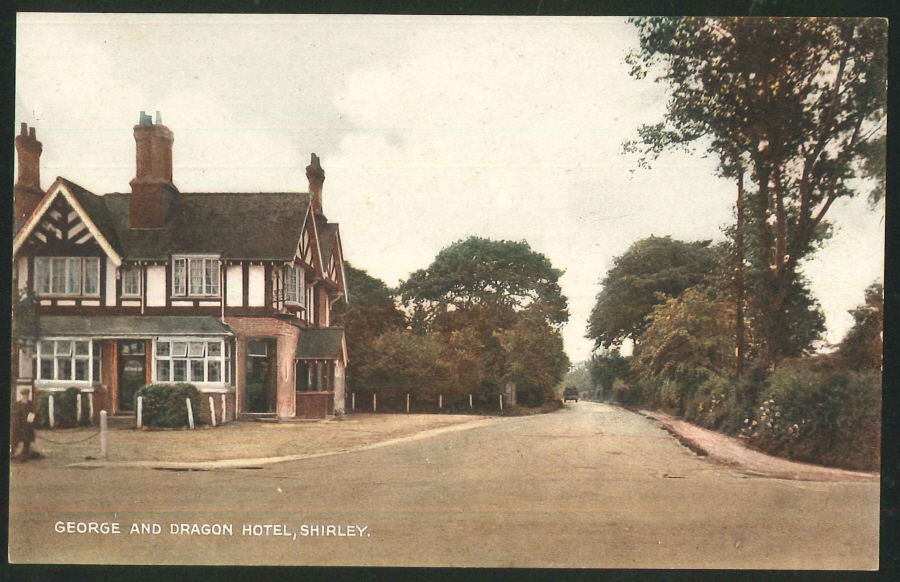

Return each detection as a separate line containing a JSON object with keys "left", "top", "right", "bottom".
{"left": 8, "top": 402, "right": 879, "bottom": 568}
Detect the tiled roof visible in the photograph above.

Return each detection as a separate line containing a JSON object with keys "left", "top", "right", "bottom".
{"left": 57, "top": 178, "right": 313, "bottom": 260}
{"left": 39, "top": 315, "right": 234, "bottom": 337}
{"left": 295, "top": 327, "right": 345, "bottom": 360}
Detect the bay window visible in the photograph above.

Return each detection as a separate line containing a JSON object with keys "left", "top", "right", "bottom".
{"left": 172, "top": 257, "right": 219, "bottom": 297}
{"left": 155, "top": 338, "right": 229, "bottom": 384}
{"left": 34, "top": 257, "right": 100, "bottom": 296}
{"left": 36, "top": 339, "right": 101, "bottom": 383}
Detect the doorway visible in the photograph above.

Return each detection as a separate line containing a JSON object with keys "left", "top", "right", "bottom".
{"left": 246, "top": 338, "right": 277, "bottom": 413}
{"left": 117, "top": 340, "right": 146, "bottom": 412}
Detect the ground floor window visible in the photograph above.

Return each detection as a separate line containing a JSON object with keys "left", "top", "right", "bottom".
{"left": 36, "top": 339, "right": 101, "bottom": 383}
{"left": 154, "top": 338, "right": 231, "bottom": 384}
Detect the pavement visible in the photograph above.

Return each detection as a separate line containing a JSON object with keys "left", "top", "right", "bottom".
{"left": 9, "top": 401, "right": 880, "bottom": 568}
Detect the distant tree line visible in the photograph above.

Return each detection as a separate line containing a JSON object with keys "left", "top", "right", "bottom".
{"left": 332, "top": 237, "right": 570, "bottom": 412}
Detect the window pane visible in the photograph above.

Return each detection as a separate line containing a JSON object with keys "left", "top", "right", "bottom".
{"left": 93, "top": 356, "right": 101, "bottom": 383}
{"left": 156, "top": 360, "right": 170, "bottom": 382}
{"left": 75, "top": 341, "right": 89, "bottom": 355}
{"left": 189, "top": 259, "right": 204, "bottom": 295}
{"left": 205, "top": 260, "right": 219, "bottom": 295}
{"left": 83, "top": 258, "right": 100, "bottom": 295}
{"left": 57, "top": 341, "right": 73, "bottom": 356}
{"left": 40, "top": 358, "right": 53, "bottom": 379}
{"left": 66, "top": 258, "right": 81, "bottom": 294}
{"left": 224, "top": 360, "right": 230, "bottom": 383}
{"left": 39, "top": 340, "right": 54, "bottom": 355}
{"left": 173, "top": 259, "right": 185, "bottom": 295}
{"left": 124, "top": 267, "right": 140, "bottom": 296}
{"left": 75, "top": 359, "right": 89, "bottom": 381}
{"left": 173, "top": 360, "right": 187, "bottom": 382}
{"left": 156, "top": 341, "right": 170, "bottom": 357}
{"left": 51, "top": 258, "right": 66, "bottom": 293}
{"left": 207, "top": 342, "right": 221, "bottom": 357}
{"left": 188, "top": 342, "right": 205, "bottom": 358}
{"left": 57, "top": 358, "right": 72, "bottom": 380}
{"left": 191, "top": 360, "right": 205, "bottom": 382}
{"left": 172, "top": 342, "right": 188, "bottom": 357}
{"left": 35, "top": 258, "right": 51, "bottom": 294}
{"left": 247, "top": 339, "right": 267, "bottom": 356}
{"left": 207, "top": 360, "right": 221, "bottom": 383}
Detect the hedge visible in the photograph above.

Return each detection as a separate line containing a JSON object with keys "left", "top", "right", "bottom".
{"left": 135, "top": 383, "right": 205, "bottom": 428}
{"left": 36, "top": 387, "right": 91, "bottom": 428}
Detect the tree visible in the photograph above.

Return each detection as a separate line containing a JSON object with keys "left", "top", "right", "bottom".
{"left": 586, "top": 236, "right": 723, "bottom": 350}
{"left": 588, "top": 350, "right": 631, "bottom": 400}
{"left": 331, "top": 262, "right": 406, "bottom": 392}
{"left": 626, "top": 17, "right": 887, "bottom": 364}
{"left": 400, "top": 236, "right": 569, "bottom": 332}
{"left": 837, "top": 282, "right": 883, "bottom": 370}
{"left": 633, "top": 286, "right": 735, "bottom": 384}
{"left": 401, "top": 237, "right": 569, "bottom": 405}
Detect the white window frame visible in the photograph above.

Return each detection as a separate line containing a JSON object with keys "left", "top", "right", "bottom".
{"left": 34, "top": 257, "right": 101, "bottom": 297}
{"left": 283, "top": 264, "right": 305, "bottom": 305}
{"left": 172, "top": 256, "right": 220, "bottom": 298}
{"left": 122, "top": 265, "right": 142, "bottom": 297}
{"left": 35, "top": 338, "right": 100, "bottom": 386}
{"left": 153, "top": 337, "right": 230, "bottom": 386}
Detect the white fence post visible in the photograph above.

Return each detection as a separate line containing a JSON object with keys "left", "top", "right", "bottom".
{"left": 186, "top": 398, "right": 195, "bottom": 429}
{"left": 209, "top": 396, "right": 217, "bottom": 427}
{"left": 221, "top": 394, "right": 227, "bottom": 424}
{"left": 407, "top": 393, "right": 410, "bottom": 414}
{"left": 88, "top": 393, "right": 94, "bottom": 424}
{"left": 352, "top": 392, "right": 355, "bottom": 410}
{"left": 469, "top": 394, "right": 473, "bottom": 409}
{"left": 500, "top": 394, "right": 503, "bottom": 411}
{"left": 373, "top": 393, "right": 377, "bottom": 412}
{"left": 100, "top": 410, "right": 108, "bottom": 460}
{"left": 137, "top": 396, "right": 143, "bottom": 429}
{"left": 439, "top": 394, "right": 442, "bottom": 409}
{"left": 76, "top": 393, "right": 83, "bottom": 424}
{"left": 48, "top": 394, "right": 55, "bottom": 428}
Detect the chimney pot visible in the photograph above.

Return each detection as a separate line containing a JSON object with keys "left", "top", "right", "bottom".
{"left": 156, "top": 111, "right": 162, "bottom": 125}
{"left": 20, "top": 122, "right": 27, "bottom": 136}
{"left": 29, "top": 127, "right": 35, "bottom": 139}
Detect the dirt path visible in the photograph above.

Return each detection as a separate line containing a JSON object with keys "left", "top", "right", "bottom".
{"left": 638, "top": 408, "right": 878, "bottom": 483}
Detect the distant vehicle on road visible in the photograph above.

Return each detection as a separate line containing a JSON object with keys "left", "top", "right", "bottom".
{"left": 563, "top": 387, "right": 579, "bottom": 403}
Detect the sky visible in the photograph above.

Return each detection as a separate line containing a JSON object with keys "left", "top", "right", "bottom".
{"left": 15, "top": 13, "right": 885, "bottom": 363}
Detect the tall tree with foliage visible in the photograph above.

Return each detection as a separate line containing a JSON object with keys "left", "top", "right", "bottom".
{"left": 331, "top": 262, "right": 406, "bottom": 392}
{"left": 837, "top": 282, "right": 883, "bottom": 370}
{"left": 401, "top": 237, "right": 569, "bottom": 403}
{"left": 626, "top": 17, "right": 887, "bottom": 364}
{"left": 586, "top": 236, "right": 723, "bottom": 351}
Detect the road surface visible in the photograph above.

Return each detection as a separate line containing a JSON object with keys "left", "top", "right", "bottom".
{"left": 8, "top": 402, "right": 879, "bottom": 568}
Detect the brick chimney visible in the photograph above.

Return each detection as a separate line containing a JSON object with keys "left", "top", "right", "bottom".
{"left": 129, "top": 111, "right": 178, "bottom": 228}
{"left": 14, "top": 123, "right": 44, "bottom": 230}
{"left": 306, "top": 153, "right": 325, "bottom": 215}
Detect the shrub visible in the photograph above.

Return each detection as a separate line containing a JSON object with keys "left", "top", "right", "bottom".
{"left": 740, "top": 367, "right": 881, "bottom": 471}
{"left": 136, "top": 383, "right": 205, "bottom": 428}
{"left": 612, "top": 377, "right": 660, "bottom": 408}
{"left": 36, "top": 387, "right": 91, "bottom": 428}
{"left": 685, "top": 375, "right": 763, "bottom": 436}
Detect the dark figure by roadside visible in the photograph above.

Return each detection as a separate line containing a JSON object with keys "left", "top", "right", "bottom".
{"left": 10, "top": 392, "right": 36, "bottom": 462}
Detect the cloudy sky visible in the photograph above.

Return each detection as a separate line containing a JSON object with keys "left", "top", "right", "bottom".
{"left": 15, "top": 13, "right": 884, "bottom": 362}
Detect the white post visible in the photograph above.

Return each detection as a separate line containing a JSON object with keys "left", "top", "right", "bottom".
{"left": 186, "top": 398, "right": 195, "bottom": 429}
{"left": 221, "top": 394, "right": 227, "bottom": 424}
{"left": 469, "top": 394, "right": 473, "bottom": 409}
{"left": 76, "top": 393, "right": 83, "bottom": 424}
{"left": 48, "top": 394, "right": 55, "bottom": 428}
{"left": 88, "top": 393, "right": 94, "bottom": 424}
{"left": 209, "top": 396, "right": 217, "bottom": 427}
{"left": 136, "top": 396, "right": 143, "bottom": 429}
{"left": 100, "top": 410, "right": 108, "bottom": 460}
{"left": 407, "top": 393, "right": 410, "bottom": 414}
{"left": 373, "top": 393, "right": 377, "bottom": 412}
{"left": 352, "top": 392, "right": 355, "bottom": 410}
{"left": 500, "top": 394, "right": 503, "bottom": 411}
{"left": 439, "top": 394, "right": 442, "bottom": 409}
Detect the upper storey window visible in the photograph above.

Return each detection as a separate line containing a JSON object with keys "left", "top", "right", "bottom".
{"left": 122, "top": 266, "right": 142, "bottom": 297}
{"left": 34, "top": 257, "right": 100, "bottom": 296}
{"left": 172, "top": 257, "right": 220, "bottom": 297}
{"left": 283, "top": 264, "right": 305, "bottom": 305}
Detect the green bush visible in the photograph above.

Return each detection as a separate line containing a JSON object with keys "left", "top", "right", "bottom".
{"left": 136, "top": 383, "right": 205, "bottom": 428}
{"left": 612, "top": 377, "right": 660, "bottom": 408}
{"left": 740, "top": 367, "right": 881, "bottom": 471}
{"left": 685, "top": 375, "right": 762, "bottom": 436}
{"left": 36, "top": 388, "right": 91, "bottom": 428}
